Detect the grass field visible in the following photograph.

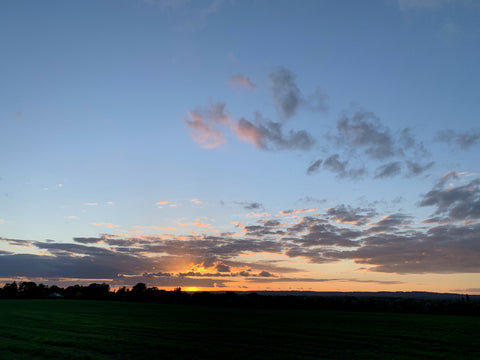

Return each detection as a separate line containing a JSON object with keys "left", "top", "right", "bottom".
{"left": 0, "top": 300, "right": 479, "bottom": 359}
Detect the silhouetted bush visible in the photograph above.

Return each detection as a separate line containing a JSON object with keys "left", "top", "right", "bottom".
{"left": 1, "top": 281, "right": 479, "bottom": 316}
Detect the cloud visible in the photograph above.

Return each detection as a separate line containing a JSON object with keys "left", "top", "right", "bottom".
{"left": 239, "top": 202, "right": 263, "bottom": 211}
{"left": 215, "top": 263, "right": 231, "bottom": 272}
{"left": 269, "top": 67, "right": 302, "bottom": 119}
{"left": 374, "top": 162, "right": 402, "bottom": 179}
{"left": 227, "top": 74, "right": 256, "bottom": 91}
{"left": 185, "top": 102, "right": 315, "bottom": 151}
{"left": 329, "top": 223, "right": 480, "bottom": 274}
{"left": 73, "top": 236, "right": 104, "bottom": 244}
{"left": 280, "top": 208, "right": 319, "bottom": 215}
{"left": 236, "top": 116, "right": 315, "bottom": 150}
{"left": 84, "top": 202, "right": 98, "bottom": 206}
{"left": 323, "top": 154, "right": 366, "bottom": 179}
{"left": 326, "top": 205, "right": 376, "bottom": 226}
{"left": 367, "top": 214, "right": 413, "bottom": 233}
{"left": 435, "top": 129, "right": 480, "bottom": 150}
{"left": 306, "top": 159, "right": 322, "bottom": 175}
{"left": 405, "top": 160, "right": 435, "bottom": 176}
{"left": 184, "top": 102, "right": 231, "bottom": 148}
{"left": 336, "top": 111, "right": 396, "bottom": 160}
{"left": 269, "top": 67, "right": 328, "bottom": 119}
{"left": 419, "top": 177, "right": 480, "bottom": 221}
{"left": 310, "top": 112, "right": 433, "bottom": 180}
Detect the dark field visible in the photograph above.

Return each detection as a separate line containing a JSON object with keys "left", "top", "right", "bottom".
{"left": 0, "top": 300, "right": 479, "bottom": 359}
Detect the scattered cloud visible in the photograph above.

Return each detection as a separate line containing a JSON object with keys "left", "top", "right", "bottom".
{"left": 419, "top": 176, "right": 480, "bottom": 221}
{"left": 435, "top": 129, "right": 480, "bottom": 150}
{"left": 184, "top": 102, "right": 230, "bottom": 148}
{"left": 326, "top": 205, "right": 376, "bottom": 226}
{"left": 237, "top": 202, "right": 263, "bottom": 211}
{"left": 236, "top": 115, "right": 315, "bottom": 150}
{"left": 84, "top": 202, "right": 98, "bottom": 206}
{"left": 269, "top": 67, "right": 328, "bottom": 120}
{"left": 157, "top": 201, "right": 169, "bottom": 208}
{"left": 335, "top": 111, "right": 396, "bottom": 160}
{"left": 375, "top": 162, "right": 402, "bottom": 179}
{"left": 323, "top": 154, "right": 366, "bottom": 180}
{"left": 405, "top": 160, "right": 434, "bottom": 176}
{"left": 306, "top": 159, "right": 322, "bottom": 175}
{"left": 227, "top": 74, "right": 256, "bottom": 91}
{"left": 280, "top": 208, "right": 319, "bottom": 215}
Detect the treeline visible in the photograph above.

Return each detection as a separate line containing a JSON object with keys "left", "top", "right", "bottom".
{"left": 1, "top": 281, "right": 479, "bottom": 316}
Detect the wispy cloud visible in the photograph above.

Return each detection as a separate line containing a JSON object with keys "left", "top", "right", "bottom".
{"left": 185, "top": 102, "right": 315, "bottom": 151}
{"left": 269, "top": 67, "right": 328, "bottom": 120}
{"left": 227, "top": 74, "right": 256, "bottom": 91}
{"left": 435, "top": 129, "right": 480, "bottom": 150}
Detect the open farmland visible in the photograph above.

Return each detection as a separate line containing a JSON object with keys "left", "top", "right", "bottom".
{"left": 0, "top": 299, "right": 479, "bottom": 359}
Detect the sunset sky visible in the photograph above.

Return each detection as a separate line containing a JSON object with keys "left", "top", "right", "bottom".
{"left": 1, "top": 0, "right": 480, "bottom": 293}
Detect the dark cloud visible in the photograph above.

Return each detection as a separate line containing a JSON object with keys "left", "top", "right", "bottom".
{"left": 269, "top": 67, "right": 302, "bottom": 119}
{"left": 73, "top": 236, "right": 104, "bottom": 244}
{"left": 436, "top": 129, "right": 480, "bottom": 150}
{"left": 239, "top": 202, "right": 263, "bottom": 210}
{"left": 269, "top": 67, "right": 328, "bottom": 119}
{"left": 297, "top": 196, "right": 327, "bottom": 204}
{"left": 346, "top": 223, "right": 480, "bottom": 273}
{"left": 323, "top": 154, "right": 366, "bottom": 179}
{"left": 419, "top": 178, "right": 480, "bottom": 221}
{"left": 368, "top": 214, "right": 413, "bottom": 233}
{"left": 374, "top": 162, "right": 402, "bottom": 178}
{"left": 399, "top": 128, "right": 430, "bottom": 158}
{"left": 236, "top": 116, "right": 315, "bottom": 150}
{"left": 258, "top": 271, "right": 275, "bottom": 277}
{"left": 306, "top": 159, "right": 322, "bottom": 175}
{"left": 246, "top": 276, "right": 403, "bottom": 284}
{"left": 324, "top": 154, "right": 347, "bottom": 173}
{"left": 326, "top": 205, "right": 376, "bottom": 226}
{"left": 336, "top": 111, "right": 396, "bottom": 160}
{"left": 215, "top": 263, "right": 231, "bottom": 272}
{"left": 405, "top": 160, "right": 435, "bottom": 176}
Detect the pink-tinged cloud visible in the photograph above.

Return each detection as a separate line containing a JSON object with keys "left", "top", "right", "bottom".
{"left": 280, "top": 208, "right": 320, "bottom": 215}
{"left": 160, "top": 226, "right": 178, "bottom": 231}
{"left": 185, "top": 110, "right": 226, "bottom": 148}
{"left": 91, "top": 222, "right": 119, "bottom": 228}
{"left": 235, "top": 118, "right": 264, "bottom": 148}
{"left": 227, "top": 74, "right": 256, "bottom": 91}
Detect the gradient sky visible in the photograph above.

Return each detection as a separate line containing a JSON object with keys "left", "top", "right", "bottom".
{"left": 1, "top": 0, "right": 480, "bottom": 293}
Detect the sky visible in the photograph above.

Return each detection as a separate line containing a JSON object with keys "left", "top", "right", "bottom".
{"left": 1, "top": 0, "right": 480, "bottom": 293}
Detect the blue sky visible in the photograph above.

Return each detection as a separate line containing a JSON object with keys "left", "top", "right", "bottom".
{"left": 1, "top": 0, "right": 480, "bottom": 292}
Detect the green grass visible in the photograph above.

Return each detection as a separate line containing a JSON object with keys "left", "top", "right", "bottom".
{"left": 0, "top": 300, "right": 479, "bottom": 359}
